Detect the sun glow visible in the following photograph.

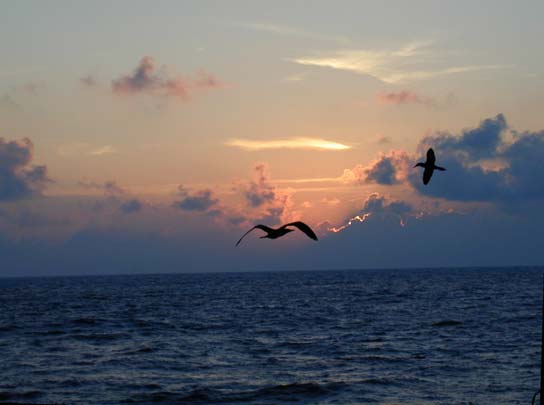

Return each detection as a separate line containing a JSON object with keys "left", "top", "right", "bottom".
{"left": 226, "top": 137, "right": 351, "bottom": 151}
{"left": 329, "top": 213, "right": 372, "bottom": 233}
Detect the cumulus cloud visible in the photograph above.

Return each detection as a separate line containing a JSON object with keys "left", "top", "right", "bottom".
{"left": 79, "top": 180, "right": 125, "bottom": 196}
{"left": 0, "top": 137, "right": 49, "bottom": 200}
{"left": 362, "top": 193, "right": 413, "bottom": 217}
{"left": 119, "top": 199, "right": 143, "bottom": 214}
{"left": 78, "top": 180, "right": 144, "bottom": 214}
{"left": 345, "top": 113, "right": 544, "bottom": 206}
{"left": 111, "top": 56, "right": 222, "bottom": 100}
{"left": 173, "top": 186, "right": 220, "bottom": 212}
{"left": 241, "top": 163, "right": 295, "bottom": 225}
{"left": 330, "top": 193, "right": 413, "bottom": 233}
{"left": 342, "top": 151, "right": 411, "bottom": 185}
{"left": 420, "top": 114, "right": 507, "bottom": 161}
{"left": 408, "top": 113, "right": 544, "bottom": 204}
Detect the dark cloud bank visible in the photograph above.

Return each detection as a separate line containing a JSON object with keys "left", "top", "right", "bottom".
{"left": 3, "top": 114, "right": 544, "bottom": 276}
{"left": 0, "top": 138, "right": 49, "bottom": 201}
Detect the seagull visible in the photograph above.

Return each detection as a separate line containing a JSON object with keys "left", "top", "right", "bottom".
{"left": 236, "top": 221, "right": 318, "bottom": 247}
{"left": 414, "top": 148, "right": 446, "bottom": 185}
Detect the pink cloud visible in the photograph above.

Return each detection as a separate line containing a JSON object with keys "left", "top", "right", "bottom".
{"left": 376, "top": 90, "right": 429, "bottom": 105}
{"left": 111, "top": 56, "right": 223, "bottom": 100}
{"left": 80, "top": 75, "right": 97, "bottom": 87}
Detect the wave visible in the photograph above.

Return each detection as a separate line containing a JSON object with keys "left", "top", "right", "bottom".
{"left": 123, "top": 382, "right": 347, "bottom": 403}
{"left": 70, "top": 332, "right": 129, "bottom": 341}
{"left": 71, "top": 317, "right": 99, "bottom": 325}
{"left": 0, "top": 390, "right": 43, "bottom": 401}
{"left": 431, "top": 320, "right": 463, "bottom": 327}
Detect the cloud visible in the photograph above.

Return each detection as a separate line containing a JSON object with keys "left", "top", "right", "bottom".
{"left": 119, "top": 199, "right": 143, "bottom": 214}
{"left": 321, "top": 197, "right": 341, "bottom": 206}
{"left": 292, "top": 41, "right": 506, "bottom": 84}
{"left": 20, "top": 82, "right": 43, "bottom": 94}
{"left": 80, "top": 75, "right": 97, "bottom": 87}
{"left": 89, "top": 145, "right": 116, "bottom": 156}
{"left": 377, "top": 136, "right": 392, "bottom": 144}
{"left": 342, "top": 151, "right": 411, "bottom": 185}
{"left": 0, "top": 94, "right": 21, "bottom": 111}
{"left": 173, "top": 186, "right": 220, "bottom": 212}
{"left": 78, "top": 179, "right": 145, "bottom": 215}
{"left": 112, "top": 56, "right": 223, "bottom": 100}
{"left": 0, "top": 137, "right": 49, "bottom": 200}
{"left": 245, "top": 164, "right": 276, "bottom": 208}
{"left": 376, "top": 90, "right": 429, "bottom": 105}
{"left": 419, "top": 114, "right": 507, "bottom": 161}
{"left": 345, "top": 113, "right": 544, "bottom": 206}
{"left": 79, "top": 180, "right": 125, "bottom": 196}
{"left": 282, "top": 72, "right": 309, "bottom": 83}
{"left": 408, "top": 114, "right": 514, "bottom": 202}
{"left": 226, "top": 137, "right": 350, "bottom": 151}
{"left": 239, "top": 163, "right": 296, "bottom": 225}
{"left": 57, "top": 143, "right": 117, "bottom": 157}
{"left": 329, "top": 193, "right": 413, "bottom": 233}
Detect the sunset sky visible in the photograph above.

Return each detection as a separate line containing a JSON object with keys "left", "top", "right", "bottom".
{"left": 2, "top": 1, "right": 544, "bottom": 276}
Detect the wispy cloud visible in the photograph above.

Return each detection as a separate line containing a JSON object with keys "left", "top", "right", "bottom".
{"left": 282, "top": 72, "right": 309, "bottom": 83}
{"left": 89, "top": 145, "right": 116, "bottom": 156}
{"left": 226, "top": 137, "right": 351, "bottom": 151}
{"left": 57, "top": 143, "right": 117, "bottom": 157}
{"left": 292, "top": 41, "right": 506, "bottom": 84}
{"left": 274, "top": 177, "right": 342, "bottom": 184}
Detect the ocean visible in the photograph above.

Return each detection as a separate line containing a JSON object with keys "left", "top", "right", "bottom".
{"left": 0, "top": 267, "right": 542, "bottom": 404}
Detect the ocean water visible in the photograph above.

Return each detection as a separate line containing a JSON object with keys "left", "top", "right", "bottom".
{"left": 0, "top": 267, "right": 542, "bottom": 405}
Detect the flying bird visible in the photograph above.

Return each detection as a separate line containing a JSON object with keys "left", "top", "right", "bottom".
{"left": 414, "top": 148, "right": 446, "bottom": 185}
{"left": 236, "top": 221, "right": 318, "bottom": 247}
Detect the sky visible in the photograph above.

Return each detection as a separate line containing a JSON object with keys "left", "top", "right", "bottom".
{"left": 1, "top": 0, "right": 544, "bottom": 276}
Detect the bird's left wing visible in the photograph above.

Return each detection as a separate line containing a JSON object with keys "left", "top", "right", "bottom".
{"left": 282, "top": 221, "right": 318, "bottom": 241}
{"left": 235, "top": 224, "right": 273, "bottom": 247}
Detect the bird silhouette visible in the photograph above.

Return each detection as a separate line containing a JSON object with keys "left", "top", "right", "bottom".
{"left": 414, "top": 148, "right": 446, "bottom": 185}
{"left": 236, "top": 221, "right": 318, "bottom": 247}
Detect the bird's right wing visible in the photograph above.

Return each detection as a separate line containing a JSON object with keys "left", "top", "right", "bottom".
{"left": 426, "top": 148, "right": 436, "bottom": 165}
{"left": 235, "top": 224, "right": 273, "bottom": 247}
{"left": 282, "top": 221, "right": 318, "bottom": 241}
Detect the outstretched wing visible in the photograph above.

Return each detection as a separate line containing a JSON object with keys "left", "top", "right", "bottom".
{"left": 235, "top": 224, "right": 273, "bottom": 247}
{"left": 426, "top": 148, "right": 436, "bottom": 166}
{"left": 423, "top": 166, "right": 433, "bottom": 185}
{"left": 282, "top": 221, "right": 318, "bottom": 241}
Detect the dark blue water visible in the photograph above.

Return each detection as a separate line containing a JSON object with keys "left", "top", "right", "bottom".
{"left": 0, "top": 267, "right": 541, "bottom": 404}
